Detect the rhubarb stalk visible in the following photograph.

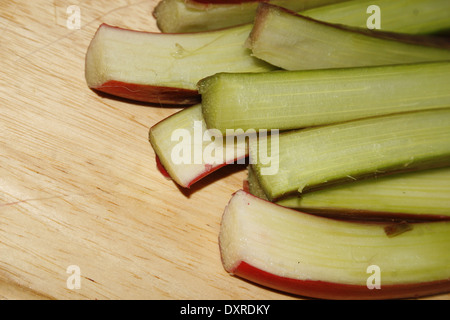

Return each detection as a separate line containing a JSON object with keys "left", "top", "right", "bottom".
{"left": 219, "top": 190, "right": 450, "bottom": 300}
{"left": 250, "top": 108, "right": 450, "bottom": 201}
{"left": 198, "top": 61, "right": 450, "bottom": 133}
{"left": 85, "top": 23, "right": 275, "bottom": 105}
{"left": 247, "top": 4, "right": 450, "bottom": 71}
{"left": 153, "top": 0, "right": 346, "bottom": 33}
{"left": 149, "top": 104, "right": 248, "bottom": 188}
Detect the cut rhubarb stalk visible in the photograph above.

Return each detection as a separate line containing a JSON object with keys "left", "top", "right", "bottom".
{"left": 219, "top": 190, "right": 450, "bottom": 300}
{"left": 148, "top": 104, "right": 248, "bottom": 188}
{"left": 85, "top": 23, "right": 276, "bottom": 105}
{"left": 302, "top": 0, "right": 450, "bottom": 35}
{"left": 154, "top": 0, "right": 450, "bottom": 34}
{"left": 198, "top": 61, "right": 450, "bottom": 133}
{"left": 153, "top": 0, "right": 345, "bottom": 33}
{"left": 247, "top": 4, "right": 450, "bottom": 71}
{"left": 247, "top": 166, "right": 450, "bottom": 221}
{"left": 250, "top": 108, "right": 450, "bottom": 201}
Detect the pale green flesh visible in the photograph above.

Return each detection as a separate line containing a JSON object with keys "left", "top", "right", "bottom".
{"left": 154, "top": 0, "right": 346, "bottom": 33}
{"left": 248, "top": 165, "right": 450, "bottom": 217}
{"left": 149, "top": 105, "right": 206, "bottom": 187}
{"left": 156, "top": 0, "right": 450, "bottom": 34}
{"left": 270, "top": 167, "right": 450, "bottom": 217}
{"left": 198, "top": 61, "right": 450, "bottom": 133}
{"left": 302, "top": 0, "right": 450, "bottom": 35}
{"left": 248, "top": 5, "right": 450, "bottom": 71}
{"left": 250, "top": 109, "right": 450, "bottom": 201}
{"left": 220, "top": 190, "right": 450, "bottom": 286}
{"left": 149, "top": 104, "right": 248, "bottom": 188}
{"left": 85, "top": 24, "right": 275, "bottom": 91}
{"left": 154, "top": 0, "right": 259, "bottom": 33}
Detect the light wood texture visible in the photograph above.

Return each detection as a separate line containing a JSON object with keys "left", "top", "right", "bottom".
{"left": 0, "top": 0, "right": 448, "bottom": 300}
{"left": 0, "top": 0, "right": 292, "bottom": 300}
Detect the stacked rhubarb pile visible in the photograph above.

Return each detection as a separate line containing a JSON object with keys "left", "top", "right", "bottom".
{"left": 85, "top": 0, "right": 450, "bottom": 299}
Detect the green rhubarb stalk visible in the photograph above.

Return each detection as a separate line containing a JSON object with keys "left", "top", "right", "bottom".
{"left": 88, "top": 2, "right": 450, "bottom": 104}
{"left": 155, "top": 0, "right": 450, "bottom": 35}
{"left": 302, "top": 0, "right": 450, "bottom": 35}
{"left": 249, "top": 108, "right": 450, "bottom": 201}
{"left": 198, "top": 61, "right": 450, "bottom": 133}
{"left": 153, "top": 0, "right": 346, "bottom": 33}
{"left": 248, "top": 165, "right": 450, "bottom": 220}
{"left": 247, "top": 4, "right": 450, "bottom": 71}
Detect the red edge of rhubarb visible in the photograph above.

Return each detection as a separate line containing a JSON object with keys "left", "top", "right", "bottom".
{"left": 184, "top": 155, "right": 248, "bottom": 188}
{"left": 87, "top": 23, "right": 199, "bottom": 105}
{"left": 93, "top": 80, "right": 200, "bottom": 105}
{"left": 231, "top": 261, "right": 450, "bottom": 300}
{"left": 242, "top": 179, "right": 250, "bottom": 192}
{"left": 152, "top": 122, "right": 248, "bottom": 188}
{"left": 155, "top": 152, "right": 229, "bottom": 188}
{"left": 220, "top": 191, "right": 450, "bottom": 300}
{"left": 150, "top": 116, "right": 247, "bottom": 189}
{"left": 150, "top": 107, "right": 249, "bottom": 188}
{"left": 154, "top": 152, "right": 236, "bottom": 187}
{"left": 155, "top": 158, "right": 247, "bottom": 189}
{"left": 155, "top": 155, "right": 171, "bottom": 178}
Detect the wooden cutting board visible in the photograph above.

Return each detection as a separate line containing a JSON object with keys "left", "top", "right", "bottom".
{"left": 0, "top": 0, "right": 448, "bottom": 300}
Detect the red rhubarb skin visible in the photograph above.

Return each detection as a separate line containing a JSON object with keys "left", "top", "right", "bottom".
{"left": 231, "top": 261, "right": 450, "bottom": 300}
{"left": 185, "top": 155, "right": 248, "bottom": 188}
{"left": 93, "top": 80, "right": 200, "bottom": 105}
{"left": 221, "top": 191, "right": 450, "bottom": 300}
{"left": 151, "top": 109, "right": 248, "bottom": 187}
{"left": 155, "top": 155, "right": 171, "bottom": 178}
{"left": 155, "top": 155, "right": 248, "bottom": 188}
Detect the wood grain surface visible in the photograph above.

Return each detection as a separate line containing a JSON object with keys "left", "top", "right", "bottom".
{"left": 0, "top": 0, "right": 448, "bottom": 300}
